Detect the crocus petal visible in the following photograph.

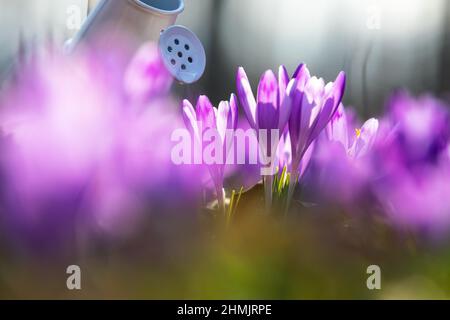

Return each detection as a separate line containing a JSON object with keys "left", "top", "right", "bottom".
{"left": 308, "top": 96, "right": 335, "bottom": 145}
{"left": 216, "top": 94, "right": 238, "bottom": 145}
{"left": 182, "top": 99, "right": 200, "bottom": 139}
{"left": 298, "top": 141, "right": 315, "bottom": 180}
{"left": 256, "top": 70, "right": 279, "bottom": 130}
{"left": 330, "top": 72, "right": 346, "bottom": 110}
{"left": 229, "top": 93, "right": 239, "bottom": 131}
{"left": 326, "top": 103, "right": 349, "bottom": 149}
{"left": 292, "top": 64, "right": 310, "bottom": 91}
{"left": 287, "top": 79, "right": 304, "bottom": 153}
{"left": 305, "top": 77, "right": 325, "bottom": 105}
{"left": 196, "top": 95, "right": 216, "bottom": 130}
{"left": 292, "top": 64, "right": 303, "bottom": 79}
{"left": 349, "top": 118, "right": 379, "bottom": 158}
{"left": 287, "top": 65, "right": 311, "bottom": 151}
{"left": 217, "top": 100, "right": 230, "bottom": 144}
{"left": 292, "top": 63, "right": 309, "bottom": 81}
{"left": 298, "top": 76, "right": 325, "bottom": 143}
{"left": 227, "top": 94, "right": 239, "bottom": 158}
{"left": 236, "top": 67, "right": 257, "bottom": 129}
{"left": 278, "top": 94, "right": 292, "bottom": 133}
{"left": 308, "top": 72, "right": 346, "bottom": 145}
{"left": 301, "top": 77, "right": 325, "bottom": 135}
{"left": 278, "top": 65, "right": 290, "bottom": 107}
{"left": 257, "top": 70, "right": 279, "bottom": 105}
{"left": 276, "top": 129, "right": 292, "bottom": 171}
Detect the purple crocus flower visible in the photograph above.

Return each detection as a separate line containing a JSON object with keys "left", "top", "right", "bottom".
{"left": 288, "top": 65, "right": 346, "bottom": 178}
{"left": 348, "top": 118, "right": 379, "bottom": 159}
{"left": 182, "top": 95, "right": 238, "bottom": 211}
{"left": 236, "top": 66, "right": 294, "bottom": 209}
{"left": 236, "top": 66, "right": 293, "bottom": 169}
{"left": 309, "top": 104, "right": 379, "bottom": 204}
{"left": 236, "top": 66, "right": 291, "bottom": 134}
{"left": 274, "top": 64, "right": 347, "bottom": 208}
{"left": 326, "top": 104, "right": 379, "bottom": 159}
{"left": 236, "top": 64, "right": 346, "bottom": 209}
{"left": 325, "top": 103, "right": 350, "bottom": 149}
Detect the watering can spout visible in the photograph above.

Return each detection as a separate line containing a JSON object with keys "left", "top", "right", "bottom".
{"left": 70, "top": 0, "right": 205, "bottom": 84}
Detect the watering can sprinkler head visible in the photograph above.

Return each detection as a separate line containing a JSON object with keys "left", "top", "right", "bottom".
{"left": 71, "top": 0, "right": 206, "bottom": 84}
{"left": 159, "top": 25, "right": 206, "bottom": 84}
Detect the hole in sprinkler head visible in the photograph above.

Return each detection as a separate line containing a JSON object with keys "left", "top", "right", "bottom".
{"left": 185, "top": 44, "right": 190, "bottom": 51}
{"left": 181, "top": 64, "right": 186, "bottom": 70}
{"left": 188, "top": 57, "right": 193, "bottom": 63}
{"left": 167, "top": 46, "right": 173, "bottom": 52}
{"left": 174, "top": 39, "right": 180, "bottom": 45}
{"left": 177, "top": 52, "right": 183, "bottom": 58}
{"left": 138, "top": 0, "right": 182, "bottom": 12}
{"left": 170, "top": 59, "right": 176, "bottom": 65}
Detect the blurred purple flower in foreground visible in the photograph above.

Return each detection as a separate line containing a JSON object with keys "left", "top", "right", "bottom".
{"left": 124, "top": 42, "right": 173, "bottom": 102}
{"left": 182, "top": 95, "right": 238, "bottom": 211}
{"left": 0, "top": 43, "right": 199, "bottom": 255}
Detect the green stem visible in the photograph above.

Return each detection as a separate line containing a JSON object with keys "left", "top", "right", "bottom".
{"left": 285, "top": 169, "right": 299, "bottom": 217}
{"left": 215, "top": 183, "right": 226, "bottom": 215}
{"left": 264, "top": 174, "right": 274, "bottom": 214}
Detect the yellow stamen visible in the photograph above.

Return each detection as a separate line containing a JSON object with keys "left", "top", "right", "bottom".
{"left": 355, "top": 128, "right": 361, "bottom": 138}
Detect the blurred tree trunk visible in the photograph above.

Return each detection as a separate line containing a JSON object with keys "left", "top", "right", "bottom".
{"left": 205, "top": 0, "right": 225, "bottom": 102}
{"left": 439, "top": 1, "right": 450, "bottom": 94}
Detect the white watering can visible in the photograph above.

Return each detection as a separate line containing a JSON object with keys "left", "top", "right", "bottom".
{"left": 70, "top": 0, "right": 206, "bottom": 84}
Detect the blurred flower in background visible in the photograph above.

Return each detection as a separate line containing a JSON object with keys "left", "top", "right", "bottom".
{"left": 373, "top": 92, "right": 450, "bottom": 234}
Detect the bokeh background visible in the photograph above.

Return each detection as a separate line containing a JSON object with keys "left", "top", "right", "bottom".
{"left": 1, "top": 0, "right": 450, "bottom": 116}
